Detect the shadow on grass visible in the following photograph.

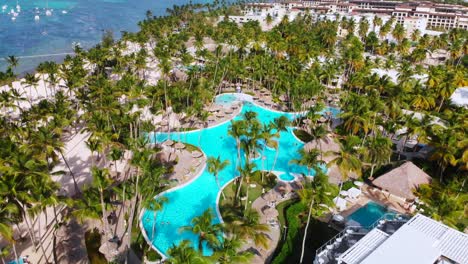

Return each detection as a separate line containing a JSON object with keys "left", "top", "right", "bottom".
{"left": 271, "top": 201, "right": 339, "bottom": 264}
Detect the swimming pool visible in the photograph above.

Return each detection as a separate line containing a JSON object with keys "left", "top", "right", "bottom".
{"left": 215, "top": 93, "right": 340, "bottom": 118}
{"left": 347, "top": 201, "right": 393, "bottom": 228}
{"left": 141, "top": 94, "right": 340, "bottom": 258}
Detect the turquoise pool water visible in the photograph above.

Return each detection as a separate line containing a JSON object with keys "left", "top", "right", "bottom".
{"left": 347, "top": 201, "right": 393, "bottom": 228}
{"left": 278, "top": 172, "right": 296, "bottom": 181}
{"left": 141, "top": 97, "right": 339, "bottom": 258}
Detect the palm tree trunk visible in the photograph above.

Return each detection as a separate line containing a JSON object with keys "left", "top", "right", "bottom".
{"left": 12, "top": 243, "right": 18, "bottom": 264}
{"left": 216, "top": 175, "right": 226, "bottom": 199}
{"left": 269, "top": 149, "right": 279, "bottom": 176}
{"left": 369, "top": 164, "right": 376, "bottom": 180}
{"left": 59, "top": 150, "right": 80, "bottom": 194}
{"left": 244, "top": 184, "right": 249, "bottom": 213}
{"left": 235, "top": 175, "right": 245, "bottom": 202}
{"left": 21, "top": 208, "right": 37, "bottom": 250}
{"left": 99, "top": 189, "right": 109, "bottom": 238}
{"left": 38, "top": 215, "right": 50, "bottom": 263}
{"left": 300, "top": 197, "right": 315, "bottom": 264}
{"left": 151, "top": 211, "right": 158, "bottom": 243}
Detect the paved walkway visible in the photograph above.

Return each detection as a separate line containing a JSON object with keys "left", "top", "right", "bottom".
{"left": 248, "top": 180, "right": 302, "bottom": 263}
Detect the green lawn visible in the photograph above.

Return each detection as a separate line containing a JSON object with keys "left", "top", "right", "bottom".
{"left": 85, "top": 228, "right": 108, "bottom": 264}
{"left": 293, "top": 129, "right": 313, "bottom": 143}
{"left": 219, "top": 172, "right": 277, "bottom": 217}
{"left": 271, "top": 201, "right": 339, "bottom": 264}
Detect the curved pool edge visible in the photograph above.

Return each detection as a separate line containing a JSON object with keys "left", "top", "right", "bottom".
{"left": 290, "top": 126, "right": 307, "bottom": 144}
{"left": 139, "top": 152, "right": 208, "bottom": 260}
{"left": 139, "top": 93, "right": 326, "bottom": 258}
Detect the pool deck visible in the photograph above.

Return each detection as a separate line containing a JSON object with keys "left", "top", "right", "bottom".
{"left": 332, "top": 184, "right": 412, "bottom": 221}
{"left": 247, "top": 180, "right": 302, "bottom": 263}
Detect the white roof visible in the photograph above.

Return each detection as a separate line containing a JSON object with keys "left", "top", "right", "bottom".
{"left": 450, "top": 87, "right": 468, "bottom": 107}
{"left": 339, "top": 229, "right": 389, "bottom": 264}
{"left": 359, "top": 214, "right": 468, "bottom": 264}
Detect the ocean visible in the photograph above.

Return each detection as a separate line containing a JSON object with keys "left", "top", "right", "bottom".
{"left": 0, "top": 0, "right": 211, "bottom": 73}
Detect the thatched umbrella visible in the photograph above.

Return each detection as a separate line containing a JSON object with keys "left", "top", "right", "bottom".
{"left": 191, "top": 151, "right": 203, "bottom": 158}
{"left": 318, "top": 116, "right": 327, "bottom": 123}
{"left": 209, "top": 105, "right": 222, "bottom": 112}
{"left": 160, "top": 120, "right": 169, "bottom": 126}
{"left": 216, "top": 112, "right": 225, "bottom": 118}
{"left": 372, "top": 161, "right": 432, "bottom": 200}
{"left": 162, "top": 139, "right": 174, "bottom": 147}
{"left": 174, "top": 142, "right": 186, "bottom": 150}
{"left": 225, "top": 109, "right": 233, "bottom": 114}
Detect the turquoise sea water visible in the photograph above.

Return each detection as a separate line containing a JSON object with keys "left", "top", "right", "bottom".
{"left": 141, "top": 95, "right": 339, "bottom": 258}
{"left": 0, "top": 0, "right": 211, "bottom": 73}
{"left": 347, "top": 201, "right": 393, "bottom": 228}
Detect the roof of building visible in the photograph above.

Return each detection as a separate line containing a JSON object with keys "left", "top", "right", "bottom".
{"left": 372, "top": 161, "right": 432, "bottom": 199}
{"left": 450, "top": 87, "right": 468, "bottom": 107}
{"left": 360, "top": 214, "right": 468, "bottom": 264}
{"left": 339, "top": 229, "right": 389, "bottom": 264}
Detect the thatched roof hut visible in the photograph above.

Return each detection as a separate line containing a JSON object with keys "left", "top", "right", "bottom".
{"left": 372, "top": 161, "right": 432, "bottom": 200}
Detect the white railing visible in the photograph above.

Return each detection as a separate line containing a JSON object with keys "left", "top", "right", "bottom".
{"left": 314, "top": 212, "right": 409, "bottom": 261}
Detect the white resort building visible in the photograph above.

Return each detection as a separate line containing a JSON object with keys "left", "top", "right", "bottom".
{"left": 239, "top": 1, "right": 468, "bottom": 37}
{"left": 314, "top": 214, "right": 468, "bottom": 264}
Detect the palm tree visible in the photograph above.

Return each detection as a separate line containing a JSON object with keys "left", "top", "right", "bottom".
{"left": 430, "top": 132, "right": 458, "bottom": 182}
{"left": 228, "top": 120, "right": 247, "bottom": 169}
{"left": 297, "top": 171, "right": 334, "bottom": 263}
{"left": 364, "top": 135, "right": 393, "bottom": 179}
{"left": 372, "top": 16, "right": 382, "bottom": 32}
{"left": 223, "top": 210, "right": 270, "bottom": 249}
{"left": 31, "top": 126, "right": 80, "bottom": 194}
{"left": 291, "top": 148, "right": 324, "bottom": 177}
{"left": 21, "top": 73, "right": 40, "bottom": 105}
{"left": 392, "top": 23, "right": 406, "bottom": 43}
{"left": 167, "top": 240, "right": 207, "bottom": 264}
{"left": 91, "top": 167, "right": 112, "bottom": 237}
{"left": 179, "top": 208, "right": 222, "bottom": 252}
{"left": 207, "top": 156, "right": 230, "bottom": 199}
{"left": 269, "top": 116, "right": 290, "bottom": 174}
{"left": 327, "top": 136, "right": 362, "bottom": 190}
{"left": 358, "top": 18, "right": 370, "bottom": 40}
{"left": 308, "top": 124, "right": 327, "bottom": 160}
{"left": 143, "top": 196, "right": 168, "bottom": 243}
{"left": 210, "top": 236, "right": 253, "bottom": 264}
{"left": 4, "top": 55, "right": 19, "bottom": 72}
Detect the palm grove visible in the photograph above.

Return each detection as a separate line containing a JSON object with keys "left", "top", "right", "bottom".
{"left": 0, "top": 2, "right": 467, "bottom": 263}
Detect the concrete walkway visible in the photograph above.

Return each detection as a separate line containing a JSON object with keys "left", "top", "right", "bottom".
{"left": 249, "top": 181, "right": 302, "bottom": 263}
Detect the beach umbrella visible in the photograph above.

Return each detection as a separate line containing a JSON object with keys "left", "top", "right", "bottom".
{"left": 174, "top": 142, "right": 185, "bottom": 150}
{"left": 224, "top": 109, "right": 233, "bottom": 114}
{"left": 216, "top": 112, "right": 225, "bottom": 118}
{"left": 163, "top": 139, "right": 174, "bottom": 147}
{"left": 208, "top": 116, "right": 216, "bottom": 121}
{"left": 160, "top": 120, "right": 169, "bottom": 126}
{"left": 302, "top": 119, "right": 312, "bottom": 125}
{"left": 191, "top": 151, "right": 203, "bottom": 158}
{"left": 318, "top": 116, "right": 327, "bottom": 123}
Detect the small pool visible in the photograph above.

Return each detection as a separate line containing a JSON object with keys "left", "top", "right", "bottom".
{"left": 278, "top": 172, "right": 295, "bottom": 181}
{"left": 214, "top": 93, "right": 254, "bottom": 107}
{"left": 347, "top": 201, "right": 393, "bottom": 228}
